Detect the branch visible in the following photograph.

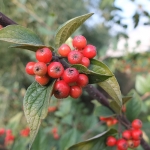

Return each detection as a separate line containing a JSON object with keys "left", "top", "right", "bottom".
{"left": 0, "top": 12, "right": 150, "bottom": 150}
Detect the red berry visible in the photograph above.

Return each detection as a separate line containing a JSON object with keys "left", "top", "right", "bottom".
{"left": 48, "top": 106, "right": 57, "bottom": 113}
{"left": 70, "top": 85, "right": 82, "bottom": 99}
{"left": 106, "top": 136, "right": 117, "bottom": 147}
{"left": 117, "top": 139, "right": 128, "bottom": 150}
{"left": 25, "top": 62, "right": 36, "bottom": 75}
{"left": 0, "top": 128, "right": 5, "bottom": 136}
{"left": 58, "top": 44, "right": 71, "bottom": 57}
{"left": 81, "top": 57, "right": 90, "bottom": 67}
{"left": 133, "top": 140, "right": 140, "bottom": 148}
{"left": 72, "top": 35, "right": 87, "bottom": 49}
{"left": 52, "top": 127, "right": 58, "bottom": 134}
{"left": 76, "top": 74, "right": 89, "bottom": 87}
{"left": 20, "top": 128, "right": 30, "bottom": 137}
{"left": 68, "top": 50, "right": 83, "bottom": 64}
{"left": 99, "top": 117, "right": 107, "bottom": 121}
{"left": 112, "top": 118, "right": 118, "bottom": 125}
{"left": 36, "top": 47, "right": 52, "bottom": 63}
{"left": 122, "top": 105, "right": 126, "bottom": 113}
{"left": 33, "top": 62, "right": 47, "bottom": 76}
{"left": 106, "top": 119, "right": 113, "bottom": 127}
{"left": 82, "top": 44, "right": 97, "bottom": 59}
{"left": 48, "top": 62, "right": 64, "bottom": 78}
{"left": 53, "top": 133, "right": 59, "bottom": 140}
{"left": 62, "top": 68, "right": 79, "bottom": 84}
{"left": 131, "top": 129, "right": 142, "bottom": 140}
{"left": 0, "top": 25, "right": 3, "bottom": 30}
{"left": 35, "top": 75, "right": 50, "bottom": 85}
{"left": 132, "top": 119, "right": 142, "bottom": 129}
{"left": 122, "top": 130, "right": 132, "bottom": 140}
{"left": 127, "top": 140, "right": 134, "bottom": 149}
{"left": 53, "top": 80, "right": 70, "bottom": 98}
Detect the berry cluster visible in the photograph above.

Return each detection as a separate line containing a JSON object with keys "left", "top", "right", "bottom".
{"left": 0, "top": 128, "right": 15, "bottom": 146}
{"left": 51, "top": 127, "right": 59, "bottom": 140}
{"left": 25, "top": 35, "right": 97, "bottom": 99}
{"left": 100, "top": 116, "right": 118, "bottom": 127}
{"left": 106, "top": 119, "right": 143, "bottom": 150}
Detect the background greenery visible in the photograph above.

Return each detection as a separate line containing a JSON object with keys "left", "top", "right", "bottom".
{"left": 0, "top": 0, "right": 150, "bottom": 149}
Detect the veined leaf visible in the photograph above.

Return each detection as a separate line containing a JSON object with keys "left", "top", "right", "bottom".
{"left": 88, "top": 59, "right": 122, "bottom": 107}
{"left": 67, "top": 129, "right": 117, "bottom": 150}
{"left": 23, "top": 81, "right": 55, "bottom": 149}
{"left": 0, "top": 25, "right": 45, "bottom": 49}
{"left": 122, "top": 96, "right": 132, "bottom": 105}
{"left": 10, "top": 44, "right": 54, "bottom": 52}
{"left": 71, "top": 64, "right": 112, "bottom": 84}
{"left": 55, "top": 13, "right": 93, "bottom": 48}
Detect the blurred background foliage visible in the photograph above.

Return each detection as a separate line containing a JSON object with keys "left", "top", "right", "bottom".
{"left": 0, "top": 0, "right": 150, "bottom": 149}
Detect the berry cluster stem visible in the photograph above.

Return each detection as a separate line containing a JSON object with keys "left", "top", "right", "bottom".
{"left": 1, "top": 11, "right": 150, "bottom": 150}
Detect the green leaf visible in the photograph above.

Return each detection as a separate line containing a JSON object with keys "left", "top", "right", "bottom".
{"left": 135, "top": 75, "right": 150, "bottom": 95}
{"left": 55, "top": 13, "right": 93, "bottom": 48}
{"left": 60, "top": 128, "right": 79, "bottom": 150}
{"left": 23, "top": 81, "right": 55, "bottom": 150}
{"left": 0, "top": 25, "right": 45, "bottom": 49}
{"left": 10, "top": 44, "right": 54, "bottom": 52}
{"left": 109, "top": 100, "right": 121, "bottom": 114}
{"left": 126, "top": 90, "right": 142, "bottom": 121}
{"left": 67, "top": 129, "right": 117, "bottom": 150}
{"left": 71, "top": 64, "right": 112, "bottom": 84}
{"left": 94, "top": 105, "right": 115, "bottom": 117}
{"left": 122, "top": 96, "right": 132, "bottom": 105}
{"left": 89, "top": 59, "right": 122, "bottom": 106}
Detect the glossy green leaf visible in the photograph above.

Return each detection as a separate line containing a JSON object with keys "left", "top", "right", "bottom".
{"left": 0, "top": 25, "right": 44, "bottom": 48}
{"left": 55, "top": 13, "right": 93, "bottom": 48}
{"left": 10, "top": 44, "right": 54, "bottom": 52}
{"left": 23, "top": 81, "right": 55, "bottom": 150}
{"left": 67, "top": 129, "right": 117, "bottom": 150}
{"left": 122, "top": 96, "right": 132, "bottom": 105}
{"left": 71, "top": 64, "right": 112, "bottom": 84}
{"left": 89, "top": 59, "right": 122, "bottom": 107}
{"left": 126, "top": 90, "right": 142, "bottom": 121}
{"left": 94, "top": 105, "right": 115, "bottom": 117}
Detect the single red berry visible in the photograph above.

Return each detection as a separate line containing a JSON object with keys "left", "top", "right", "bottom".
{"left": 20, "top": 128, "right": 30, "bottom": 137}
{"left": 52, "top": 127, "right": 58, "bottom": 134}
{"left": 58, "top": 44, "right": 71, "bottom": 57}
{"left": 122, "top": 105, "right": 126, "bottom": 113}
{"left": 48, "top": 62, "right": 64, "bottom": 78}
{"left": 132, "top": 119, "right": 142, "bottom": 129}
{"left": 33, "top": 62, "right": 47, "bottom": 76}
{"left": 25, "top": 62, "right": 36, "bottom": 75}
{"left": 82, "top": 44, "right": 97, "bottom": 59}
{"left": 117, "top": 139, "right": 128, "bottom": 150}
{"left": 112, "top": 118, "right": 118, "bottom": 125}
{"left": 122, "top": 130, "right": 132, "bottom": 140}
{"left": 70, "top": 85, "right": 82, "bottom": 99}
{"left": 81, "top": 57, "right": 90, "bottom": 67}
{"left": 99, "top": 117, "right": 107, "bottom": 121}
{"left": 53, "top": 80, "right": 70, "bottom": 99}
{"left": 35, "top": 75, "right": 50, "bottom": 85}
{"left": 133, "top": 140, "right": 140, "bottom": 148}
{"left": 131, "top": 129, "right": 142, "bottom": 140}
{"left": 72, "top": 35, "right": 87, "bottom": 50}
{"left": 68, "top": 50, "right": 83, "bottom": 64}
{"left": 106, "top": 119, "right": 113, "bottom": 127}
{"left": 127, "top": 140, "right": 134, "bottom": 149}
{"left": 106, "top": 136, "right": 117, "bottom": 147}
{"left": 36, "top": 47, "right": 52, "bottom": 63}
{"left": 0, "top": 128, "right": 5, "bottom": 136}
{"left": 53, "top": 133, "right": 59, "bottom": 140}
{"left": 48, "top": 106, "right": 57, "bottom": 113}
{"left": 76, "top": 74, "right": 89, "bottom": 87}
{"left": 62, "top": 68, "right": 79, "bottom": 84}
